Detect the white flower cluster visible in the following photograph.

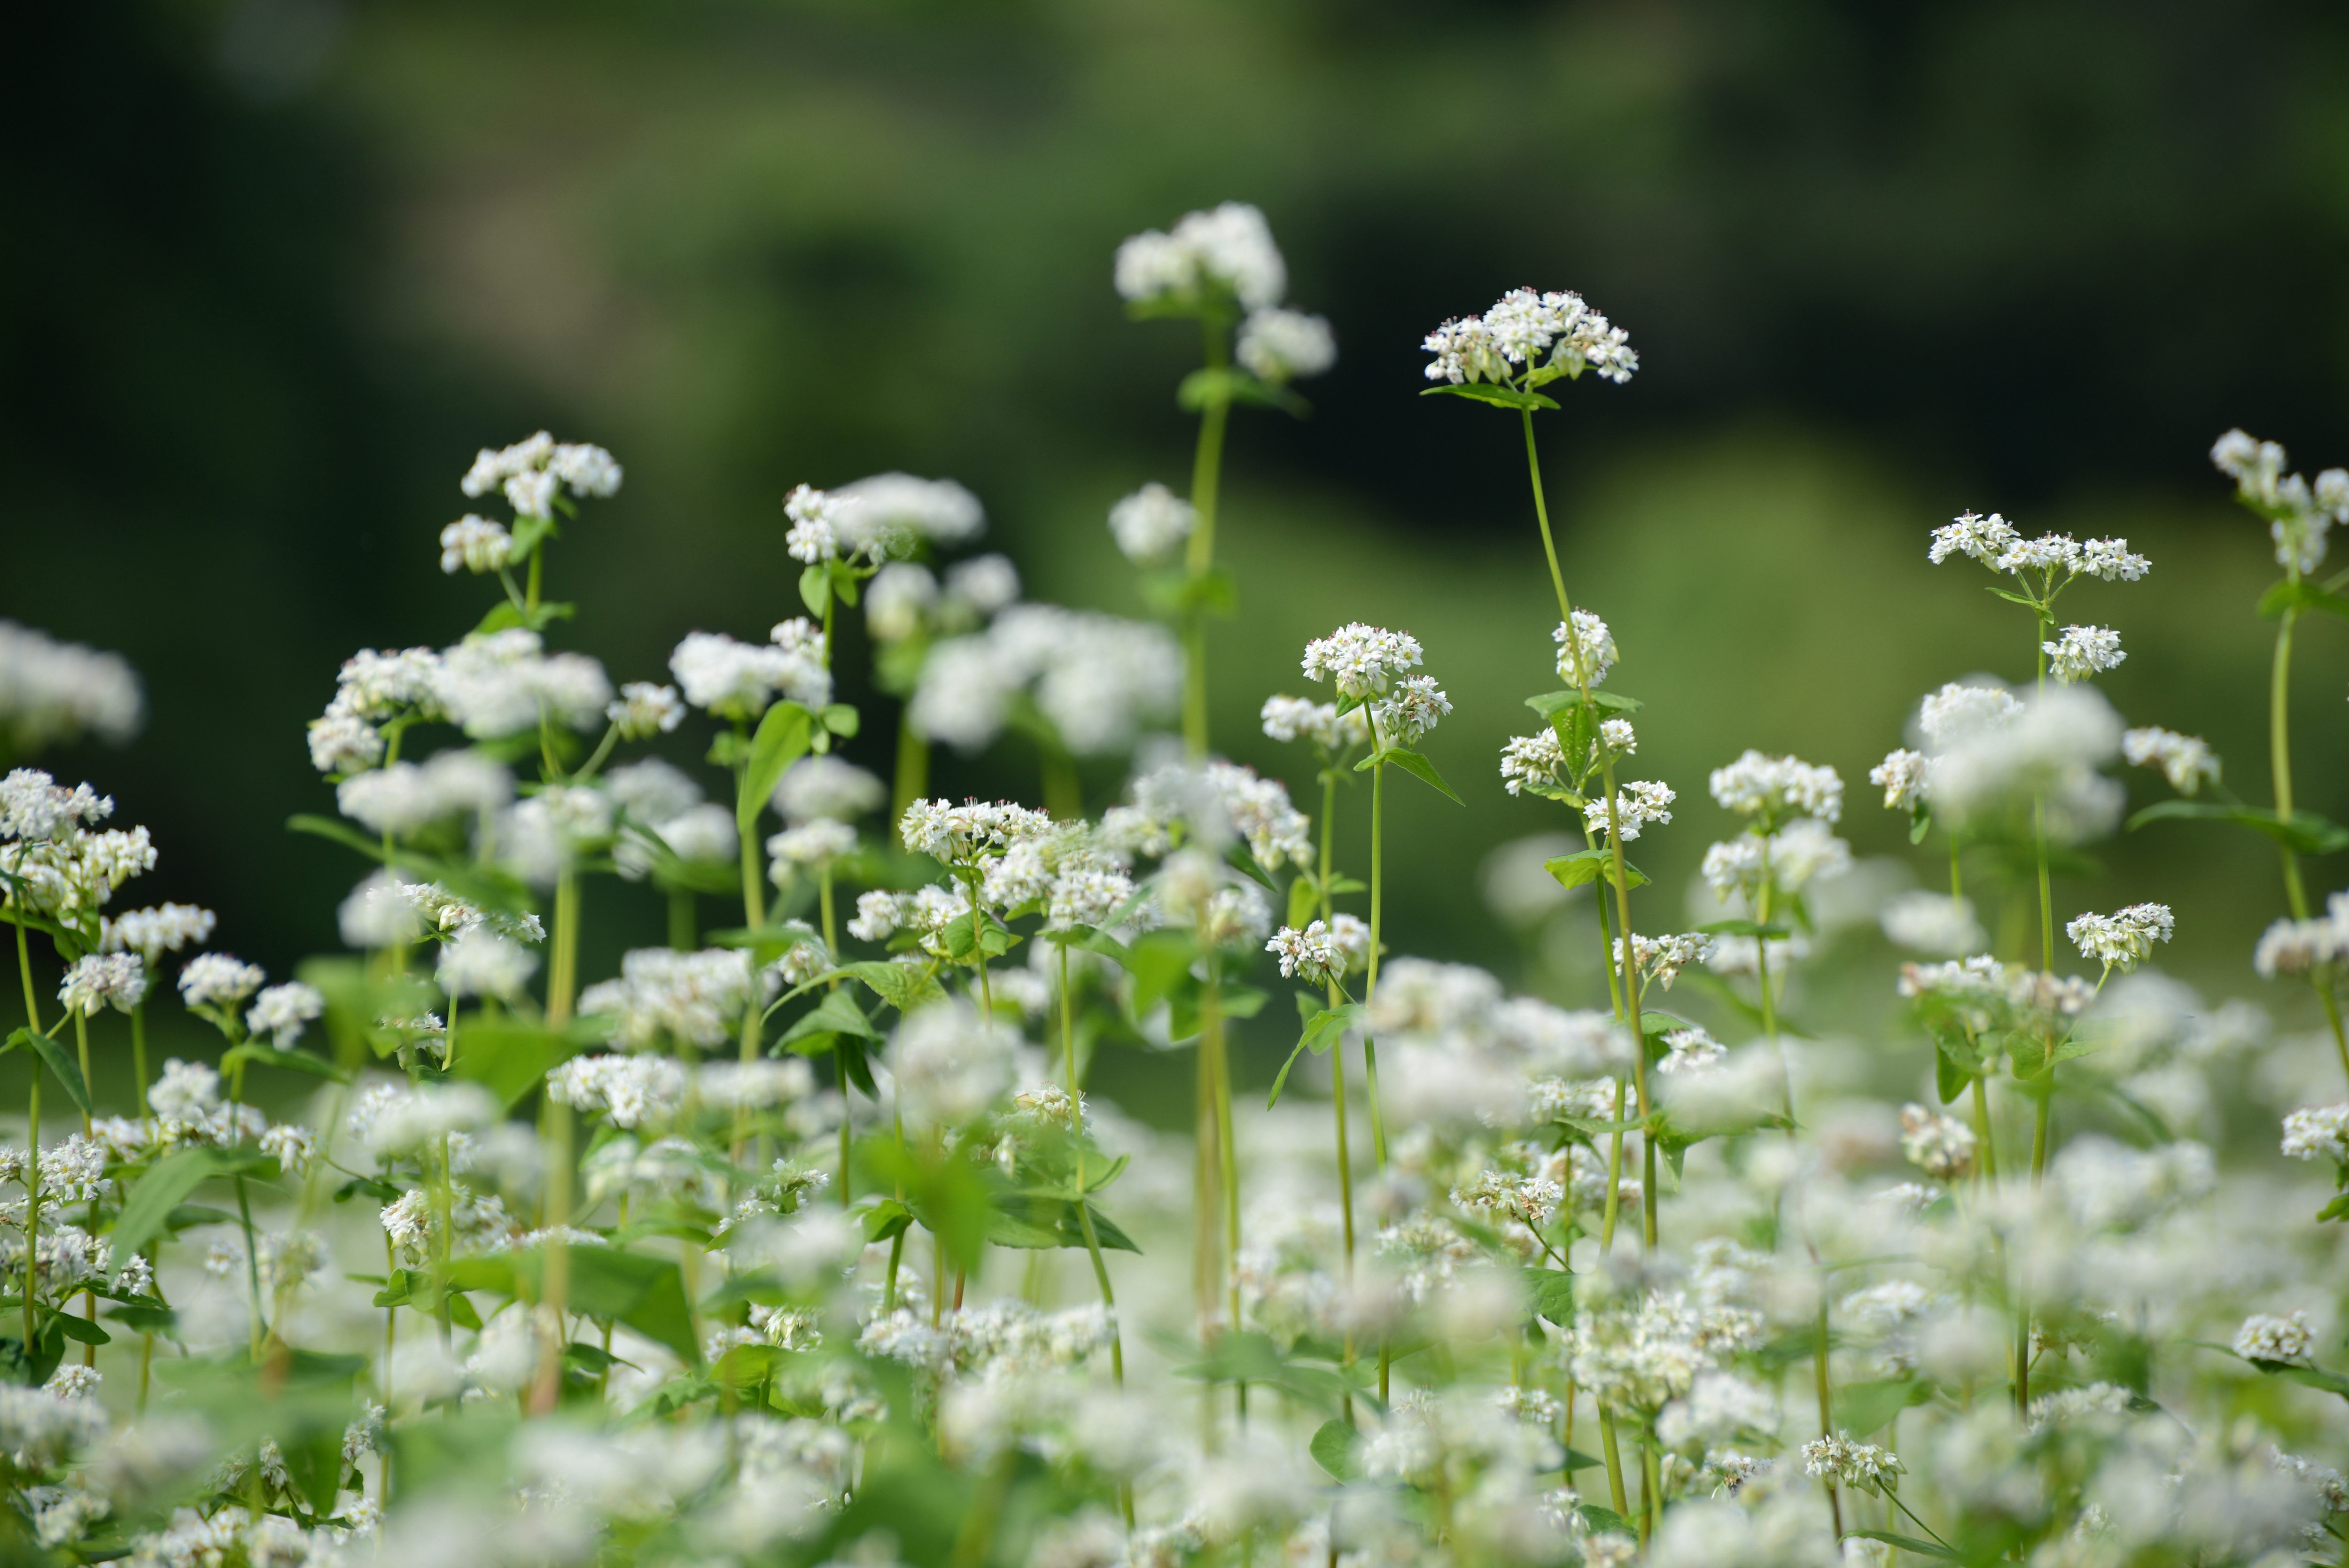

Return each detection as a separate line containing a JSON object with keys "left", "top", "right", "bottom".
{"left": 912, "top": 604, "right": 1180, "bottom": 756}
{"left": 2066, "top": 903, "right": 2175, "bottom": 973}
{"left": 1115, "top": 201, "right": 1287, "bottom": 312}
{"left": 460, "top": 429, "right": 622, "bottom": 518}
{"left": 1422, "top": 287, "right": 1638, "bottom": 387}
{"left": 1928, "top": 511, "right": 2150, "bottom": 583}
{"left": 579, "top": 947, "right": 786, "bottom": 1050}
{"left": 2255, "top": 892, "right": 2349, "bottom": 979}
{"left": 2212, "top": 427, "right": 2349, "bottom": 573}
{"left": 786, "top": 474, "right": 984, "bottom": 567}
{"left": 668, "top": 624, "right": 831, "bottom": 722}
{"left": 0, "top": 621, "right": 142, "bottom": 753}
{"left": 1107, "top": 482, "right": 1198, "bottom": 567}
{"left": 2122, "top": 725, "right": 2220, "bottom": 795}
{"left": 1259, "top": 694, "right": 1371, "bottom": 753}
{"left": 1264, "top": 916, "right": 1370, "bottom": 986}
{"left": 1585, "top": 779, "right": 1676, "bottom": 843}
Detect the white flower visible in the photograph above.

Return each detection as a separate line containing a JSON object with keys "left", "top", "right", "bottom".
{"left": 0, "top": 622, "right": 143, "bottom": 752}
{"left": 434, "top": 628, "right": 612, "bottom": 738}
{"left": 669, "top": 630, "right": 831, "bottom": 720}
{"left": 1114, "top": 201, "right": 1286, "bottom": 311}
{"left": 1868, "top": 748, "right": 1929, "bottom": 811}
{"left": 547, "top": 1054, "right": 689, "bottom": 1130}
{"left": 438, "top": 515, "right": 513, "bottom": 574}
{"left": 461, "top": 430, "right": 621, "bottom": 510}
{"left": 179, "top": 953, "right": 264, "bottom": 1010}
{"left": 1880, "top": 892, "right": 1985, "bottom": 956}
{"left": 2079, "top": 537, "right": 2151, "bottom": 582}
{"left": 436, "top": 930, "right": 537, "bottom": 1000}
{"left": 888, "top": 1000, "right": 1018, "bottom": 1127}
{"left": 607, "top": 682, "right": 684, "bottom": 740}
{"left": 1584, "top": 780, "right": 1675, "bottom": 843}
{"left": 2213, "top": 427, "right": 2349, "bottom": 571}
{"left": 1553, "top": 611, "right": 1617, "bottom": 687}
{"left": 1802, "top": 1433, "right": 1905, "bottom": 1493}
{"left": 830, "top": 473, "right": 985, "bottom": 561}
{"left": 305, "top": 708, "right": 382, "bottom": 774}
{"left": 1235, "top": 309, "right": 1335, "bottom": 382}
{"left": 2122, "top": 726, "right": 2219, "bottom": 794}
{"left": 1499, "top": 731, "right": 1566, "bottom": 798}
{"left": 244, "top": 982, "right": 324, "bottom": 1048}
{"left": 1918, "top": 682, "right": 2022, "bottom": 747}
{"left": 2066, "top": 903, "right": 2174, "bottom": 972}
{"left": 1107, "top": 482, "right": 1197, "bottom": 566}
{"left": 1708, "top": 750, "right": 1843, "bottom": 825}
{"left": 1898, "top": 1104, "right": 1975, "bottom": 1181}
{"left": 1373, "top": 675, "right": 1451, "bottom": 747}
{"left": 1259, "top": 694, "right": 1369, "bottom": 752}
{"left": 2280, "top": 1104, "right": 2349, "bottom": 1163}
{"left": 1302, "top": 623, "right": 1423, "bottom": 699}
{"left": 578, "top": 947, "right": 778, "bottom": 1050}
{"left": 773, "top": 756, "right": 886, "bottom": 825}
{"left": 1267, "top": 922, "right": 1351, "bottom": 986}
{"left": 2043, "top": 624, "right": 2125, "bottom": 683}
{"left": 2233, "top": 1311, "right": 2313, "bottom": 1364}
{"left": 101, "top": 903, "right": 215, "bottom": 962}
{"left": 1423, "top": 287, "right": 1638, "bottom": 386}
{"left": 947, "top": 555, "right": 1020, "bottom": 616}
{"left": 57, "top": 953, "right": 146, "bottom": 1016}
{"left": 784, "top": 483, "right": 841, "bottom": 563}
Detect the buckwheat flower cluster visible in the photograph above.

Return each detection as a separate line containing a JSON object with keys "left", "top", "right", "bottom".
{"left": 56, "top": 952, "right": 145, "bottom": 1016}
{"left": 1498, "top": 730, "right": 1567, "bottom": 798}
{"left": 901, "top": 799, "right": 1056, "bottom": 867}
{"left": 1802, "top": 1433, "right": 1906, "bottom": 1494}
{"left": 438, "top": 514, "right": 512, "bottom": 574}
{"left": 1266, "top": 919, "right": 1362, "bottom": 986}
{"left": 2212, "top": 427, "right": 2349, "bottom": 572}
{"left": 2280, "top": 1104, "right": 2349, "bottom": 1164}
{"left": 101, "top": 901, "right": 216, "bottom": 962}
{"left": 669, "top": 627, "right": 832, "bottom": 721}
{"left": 0, "top": 621, "right": 142, "bottom": 753}
{"left": 461, "top": 431, "right": 622, "bottom": 518}
{"left": 1898, "top": 1103, "right": 1976, "bottom": 1180}
{"left": 0, "top": 770, "right": 155, "bottom": 922}
{"left": 244, "top": 981, "right": 323, "bottom": 1047}
{"left": 1708, "top": 750, "right": 1843, "bottom": 827}
{"left": 436, "top": 928, "right": 537, "bottom": 1000}
{"left": 1259, "top": 694, "right": 1369, "bottom": 753}
{"left": 334, "top": 750, "right": 512, "bottom": 836}
{"left": 432, "top": 628, "right": 613, "bottom": 739}
{"left": 548, "top": 1053, "right": 689, "bottom": 1131}
{"left": 1928, "top": 511, "right": 2150, "bottom": 586}
{"left": 2233, "top": 1310, "right": 2314, "bottom": 1364}
{"left": 1584, "top": 780, "right": 1675, "bottom": 843}
{"left": 1114, "top": 201, "right": 1286, "bottom": 312}
{"left": 1373, "top": 674, "right": 1451, "bottom": 746}
{"left": 579, "top": 947, "right": 784, "bottom": 1051}
{"left": 607, "top": 681, "right": 684, "bottom": 740}
{"left": 1235, "top": 309, "right": 1336, "bottom": 383}
{"left": 1301, "top": 623, "right": 1423, "bottom": 699}
{"left": 2122, "top": 725, "right": 2220, "bottom": 794}
{"left": 769, "top": 819, "right": 857, "bottom": 885}
{"left": 2044, "top": 623, "right": 2126, "bottom": 683}
{"left": 1614, "top": 932, "right": 1711, "bottom": 991}
{"left": 887, "top": 999, "right": 1018, "bottom": 1129}
{"left": 1422, "top": 287, "right": 1638, "bottom": 387}
{"left": 2254, "top": 893, "right": 2349, "bottom": 979}
{"left": 1553, "top": 610, "right": 1618, "bottom": 687}
{"left": 2067, "top": 903, "right": 2175, "bottom": 973}
{"left": 1930, "top": 684, "right": 2125, "bottom": 843}
{"left": 179, "top": 952, "right": 265, "bottom": 1011}
{"left": 1107, "top": 482, "right": 1197, "bottom": 567}
{"left": 1879, "top": 891, "right": 1985, "bottom": 956}
{"left": 911, "top": 605, "right": 1180, "bottom": 756}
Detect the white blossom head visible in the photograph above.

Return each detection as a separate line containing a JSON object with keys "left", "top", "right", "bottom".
{"left": 1235, "top": 309, "right": 1335, "bottom": 382}
{"left": 887, "top": 999, "right": 1018, "bottom": 1129}
{"left": 774, "top": 755, "right": 887, "bottom": 825}
{"left": 0, "top": 622, "right": 143, "bottom": 754}
{"left": 1302, "top": 623, "right": 1423, "bottom": 700}
{"left": 436, "top": 930, "right": 537, "bottom": 1001}
{"left": 1107, "top": 483, "right": 1197, "bottom": 567}
{"left": 829, "top": 473, "right": 985, "bottom": 562}
{"left": 1114, "top": 201, "right": 1286, "bottom": 313}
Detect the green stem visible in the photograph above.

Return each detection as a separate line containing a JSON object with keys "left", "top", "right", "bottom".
{"left": 1755, "top": 879, "right": 1794, "bottom": 1130}
{"left": 548, "top": 867, "right": 581, "bottom": 1029}
{"left": 667, "top": 890, "right": 696, "bottom": 952}
{"left": 890, "top": 713, "right": 929, "bottom": 853}
{"left": 525, "top": 543, "right": 543, "bottom": 614}
{"left": 532, "top": 1096, "right": 573, "bottom": 1412}
{"left": 1181, "top": 322, "right": 1232, "bottom": 761}
{"left": 131, "top": 1002, "right": 150, "bottom": 1125}
{"left": 1520, "top": 408, "right": 1573, "bottom": 627}
{"left": 1363, "top": 760, "right": 1389, "bottom": 1167}
{"left": 1598, "top": 1408, "right": 1629, "bottom": 1518}
{"left": 1041, "top": 739, "right": 1084, "bottom": 822}
{"left": 1601, "top": 761, "right": 1652, "bottom": 1252}
{"left": 1063, "top": 946, "right": 1123, "bottom": 1386}
{"left": 70, "top": 1010, "right": 91, "bottom": 1137}
{"left": 1318, "top": 771, "right": 1356, "bottom": 1274}
{"left": 1815, "top": 1292, "right": 1842, "bottom": 1535}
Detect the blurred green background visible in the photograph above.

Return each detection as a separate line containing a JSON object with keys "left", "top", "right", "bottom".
{"left": 11, "top": 0, "right": 2349, "bottom": 1092}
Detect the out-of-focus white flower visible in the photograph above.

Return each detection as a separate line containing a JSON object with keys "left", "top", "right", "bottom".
{"left": 438, "top": 515, "right": 513, "bottom": 575}
{"left": 1107, "top": 483, "right": 1196, "bottom": 566}
{"left": 1236, "top": 308, "right": 1334, "bottom": 382}
{"left": 2233, "top": 1310, "right": 2313, "bottom": 1364}
{"left": 1881, "top": 892, "right": 1985, "bottom": 955}
{"left": 669, "top": 630, "right": 830, "bottom": 721}
{"left": 2123, "top": 726, "right": 2219, "bottom": 795}
{"left": 0, "top": 622, "right": 143, "bottom": 753}
{"left": 244, "top": 982, "right": 323, "bottom": 1047}
{"left": 436, "top": 930, "right": 537, "bottom": 1000}
{"left": 1115, "top": 201, "right": 1286, "bottom": 311}
{"left": 887, "top": 1000, "right": 1018, "bottom": 1128}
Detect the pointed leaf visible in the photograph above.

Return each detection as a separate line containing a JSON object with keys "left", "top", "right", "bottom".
{"left": 109, "top": 1151, "right": 226, "bottom": 1278}
{"left": 1309, "top": 1418, "right": 1361, "bottom": 1481}
{"left": 1383, "top": 747, "right": 1464, "bottom": 805}
{"left": 1420, "top": 382, "right": 1559, "bottom": 411}
{"left": 21, "top": 1030, "right": 88, "bottom": 1115}
{"left": 1848, "top": 1531, "right": 1962, "bottom": 1562}
{"left": 1545, "top": 849, "right": 1649, "bottom": 893}
{"left": 778, "top": 988, "right": 878, "bottom": 1055}
{"left": 738, "top": 702, "right": 813, "bottom": 834}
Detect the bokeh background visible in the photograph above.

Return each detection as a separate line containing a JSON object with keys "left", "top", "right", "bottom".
{"left": 13, "top": 0, "right": 2349, "bottom": 1106}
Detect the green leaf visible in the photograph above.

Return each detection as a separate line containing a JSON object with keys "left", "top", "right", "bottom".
{"left": 1142, "top": 566, "right": 1240, "bottom": 618}
{"left": 1544, "top": 848, "right": 1650, "bottom": 893}
{"left": 2128, "top": 798, "right": 2349, "bottom": 856}
{"left": 1524, "top": 689, "right": 1642, "bottom": 718}
{"left": 778, "top": 988, "right": 879, "bottom": 1056}
{"left": 2259, "top": 579, "right": 2349, "bottom": 621}
{"left": 1309, "top": 1417, "right": 1361, "bottom": 1481}
{"left": 51, "top": 1311, "right": 109, "bottom": 1347}
{"left": 820, "top": 703, "right": 860, "bottom": 738}
{"left": 13, "top": 1028, "right": 89, "bottom": 1115}
{"left": 738, "top": 702, "right": 814, "bottom": 834}
{"left": 106, "top": 1303, "right": 176, "bottom": 1335}
{"left": 454, "top": 1245, "right": 702, "bottom": 1366}
{"left": 1578, "top": 1505, "right": 1632, "bottom": 1534}
{"left": 1114, "top": 931, "right": 1199, "bottom": 1017}
{"left": 1834, "top": 1376, "right": 1927, "bottom": 1437}
{"left": 701, "top": 1268, "right": 793, "bottom": 1311}
{"left": 1379, "top": 747, "right": 1464, "bottom": 805}
{"left": 2253, "top": 1358, "right": 2349, "bottom": 1401}
{"left": 1933, "top": 1036, "right": 1976, "bottom": 1104}
{"left": 1179, "top": 366, "right": 1304, "bottom": 416}
{"left": 219, "top": 1043, "right": 349, "bottom": 1083}
{"left": 800, "top": 563, "right": 832, "bottom": 617}
{"left": 109, "top": 1151, "right": 226, "bottom": 1280}
{"left": 861, "top": 1198, "right": 914, "bottom": 1245}
{"left": 1522, "top": 1265, "right": 1574, "bottom": 1324}
{"left": 1848, "top": 1531, "right": 1962, "bottom": 1562}
{"left": 1909, "top": 802, "right": 1934, "bottom": 845}
{"left": 448, "top": 1017, "right": 586, "bottom": 1109}
{"left": 1420, "top": 382, "right": 1559, "bottom": 411}
{"left": 839, "top": 959, "right": 947, "bottom": 1015}
{"left": 984, "top": 1193, "right": 1142, "bottom": 1254}
{"left": 286, "top": 813, "right": 393, "bottom": 864}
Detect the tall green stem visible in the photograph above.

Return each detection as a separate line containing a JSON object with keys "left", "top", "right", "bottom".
{"left": 890, "top": 714, "right": 928, "bottom": 853}
{"left": 1181, "top": 321, "right": 1232, "bottom": 761}
{"left": 548, "top": 868, "right": 581, "bottom": 1030}
{"left": 1363, "top": 760, "right": 1389, "bottom": 1167}
{"left": 1815, "top": 1291, "right": 1843, "bottom": 1534}
{"left": 1062, "top": 946, "right": 1123, "bottom": 1386}
{"left": 1315, "top": 770, "right": 1357, "bottom": 1270}
{"left": 2269, "top": 607, "right": 2349, "bottom": 1083}
{"left": 19, "top": 926, "right": 37, "bottom": 1358}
